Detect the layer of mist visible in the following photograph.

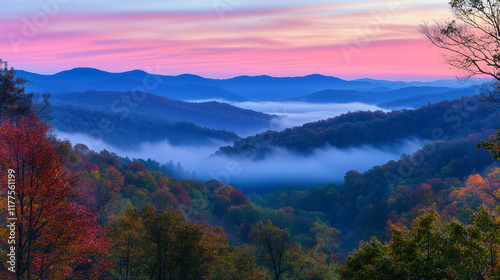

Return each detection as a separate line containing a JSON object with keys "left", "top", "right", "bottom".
{"left": 187, "top": 100, "right": 390, "bottom": 135}
{"left": 56, "top": 130, "right": 426, "bottom": 191}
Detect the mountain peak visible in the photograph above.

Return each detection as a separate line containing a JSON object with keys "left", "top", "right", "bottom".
{"left": 54, "top": 67, "right": 112, "bottom": 79}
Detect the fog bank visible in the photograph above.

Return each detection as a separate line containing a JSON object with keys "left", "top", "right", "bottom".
{"left": 56, "top": 130, "right": 426, "bottom": 190}
{"left": 187, "top": 100, "right": 390, "bottom": 135}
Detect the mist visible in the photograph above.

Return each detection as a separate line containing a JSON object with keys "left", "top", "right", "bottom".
{"left": 56, "top": 129, "right": 426, "bottom": 191}
{"left": 197, "top": 138, "right": 426, "bottom": 190}
{"left": 188, "top": 100, "right": 391, "bottom": 134}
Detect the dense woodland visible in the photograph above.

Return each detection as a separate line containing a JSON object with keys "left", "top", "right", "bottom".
{"left": 5, "top": 0, "right": 500, "bottom": 278}
{"left": 217, "top": 96, "right": 499, "bottom": 157}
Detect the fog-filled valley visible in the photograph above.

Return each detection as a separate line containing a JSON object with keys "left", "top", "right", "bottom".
{"left": 4, "top": 65, "right": 500, "bottom": 279}
{"left": 56, "top": 129, "right": 427, "bottom": 189}
{"left": 44, "top": 69, "right": 497, "bottom": 191}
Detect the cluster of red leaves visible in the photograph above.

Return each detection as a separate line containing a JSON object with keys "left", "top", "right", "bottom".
{"left": 0, "top": 115, "right": 110, "bottom": 279}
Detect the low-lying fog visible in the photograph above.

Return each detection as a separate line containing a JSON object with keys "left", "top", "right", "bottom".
{"left": 189, "top": 101, "right": 390, "bottom": 135}
{"left": 56, "top": 101, "right": 416, "bottom": 190}
{"left": 57, "top": 130, "right": 426, "bottom": 191}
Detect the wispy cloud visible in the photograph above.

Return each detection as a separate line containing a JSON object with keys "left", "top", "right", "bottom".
{"left": 2, "top": 0, "right": 458, "bottom": 80}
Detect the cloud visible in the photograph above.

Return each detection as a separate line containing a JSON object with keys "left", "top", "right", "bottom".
{"left": 2, "top": 1, "right": 458, "bottom": 80}
{"left": 54, "top": 129, "right": 230, "bottom": 168}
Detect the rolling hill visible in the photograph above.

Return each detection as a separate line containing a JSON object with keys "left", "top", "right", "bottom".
{"left": 50, "top": 90, "right": 277, "bottom": 136}
{"left": 51, "top": 105, "right": 241, "bottom": 148}
{"left": 216, "top": 96, "right": 497, "bottom": 158}
{"left": 289, "top": 86, "right": 478, "bottom": 108}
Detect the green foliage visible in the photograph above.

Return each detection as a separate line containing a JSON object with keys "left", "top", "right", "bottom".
{"left": 478, "top": 128, "right": 500, "bottom": 160}
{"left": 339, "top": 207, "right": 500, "bottom": 279}
{"left": 108, "top": 204, "right": 269, "bottom": 279}
{"left": 250, "top": 220, "right": 293, "bottom": 280}
{"left": 249, "top": 220, "right": 340, "bottom": 280}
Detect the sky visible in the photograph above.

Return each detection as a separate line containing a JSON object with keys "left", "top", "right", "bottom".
{"left": 1, "top": 0, "right": 460, "bottom": 80}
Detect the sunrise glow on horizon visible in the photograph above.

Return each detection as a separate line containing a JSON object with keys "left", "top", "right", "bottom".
{"left": 2, "top": 0, "right": 461, "bottom": 81}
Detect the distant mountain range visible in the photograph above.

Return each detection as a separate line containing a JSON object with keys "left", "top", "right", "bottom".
{"left": 290, "top": 86, "right": 479, "bottom": 108}
{"left": 18, "top": 68, "right": 479, "bottom": 103}
{"left": 17, "top": 67, "right": 485, "bottom": 149}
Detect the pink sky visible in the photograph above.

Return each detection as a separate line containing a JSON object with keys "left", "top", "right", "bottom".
{"left": 1, "top": 0, "right": 460, "bottom": 80}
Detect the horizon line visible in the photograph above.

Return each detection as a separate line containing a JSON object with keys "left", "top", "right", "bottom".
{"left": 18, "top": 66, "right": 464, "bottom": 83}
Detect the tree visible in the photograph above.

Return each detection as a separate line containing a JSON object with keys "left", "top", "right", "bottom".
{"left": 339, "top": 207, "right": 500, "bottom": 279}
{"left": 0, "top": 59, "right": 50, "bottom": 120}
{"left": 108, "top": 204, "right": 266, "bottom": 279}
{"left": 206, "top": 244, "right": 270, "bottom": 280}
{"left": 420, "top": 0, "right": 500, "bottom": 83}
{"left": 0, "top": 115, "right": 109, "bottom": 279}
{"left": 249, "top": 220, "right": 293, "bottom": 280}
{"left": 310, "top": 222, "right": 340, "bottom": 269}
{"left": 477, "top": 129, "right": 500, "bottom": 160}
{"left": 419, "top": 1, "right": 500, "bottom": 157}
{"left": 107, "top": 206, "right": 147, "bottom": 279}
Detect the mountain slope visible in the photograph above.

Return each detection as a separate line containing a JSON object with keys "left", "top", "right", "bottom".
{"left": 19, "top": 69, "right": 248, "bottom": 101}
{"left": 289, "top": 89, "right": 379, "bottom": 104}
{"left": 216, "top": 96, "right": 497, "bottom": 158}
{"left": 51, "top": 105, "right": 240, "bottom": 148}
{"left": 50, "top": 90, "right": 277, "bottom": 136}
{"left": 378, "top": 87, "right": 479, "bottom": 108}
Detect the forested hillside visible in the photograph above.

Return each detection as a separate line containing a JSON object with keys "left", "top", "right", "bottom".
{"left": 5, "top": 115, "right": 500, "bottom": 278}
{"left": 289, "top": 86, "right": 476, "bottom": 108}
{"left": 217, "top": 96, "right": 494, "bottom": 157}
{"left": 51, "top": 105, "right": 240, "bottom": 147}
{"left": 51, "top": 90, "right": 277, "bottom": 136}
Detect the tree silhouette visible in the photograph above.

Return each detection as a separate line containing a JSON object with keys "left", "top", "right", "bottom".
{"left": 419, "top": 1, "right": 500, "bottom": 158}
{"left": 0, "top": 59, "right": 50, "bottom": 120}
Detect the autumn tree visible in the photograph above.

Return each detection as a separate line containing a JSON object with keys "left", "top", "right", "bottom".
{"left": 107, "top": 205, "right": 146, "bottom": 279}
{"left": 206, "top": 244, "right": 269, "bottom": 280}
{"left": 88, "top": 166, "right": 124, "bottom": 223}
{"left": 0, "top": 115, "right": 109, "bottom": 279}
{"left": 461, "top": 170, "right": 500, "bottom": 208}
{"left": 310, "top": 222, "right": 340, "bottom": 269}
{"left": 108, "top": 204, "right": 267, "bottom": 279}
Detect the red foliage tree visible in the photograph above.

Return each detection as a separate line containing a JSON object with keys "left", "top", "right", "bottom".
{"left": 0, "top": 115, "right": 110, "bottom": 279}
